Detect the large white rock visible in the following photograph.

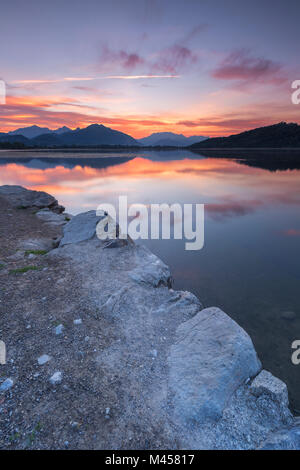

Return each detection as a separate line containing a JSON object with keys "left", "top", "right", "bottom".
{"left": 60, "top": 210, "right": 104, "bottom": 246}
{"left": 168, "top": 307, "right": 261, "bottom": 424}
{"left": 129, "top": 246, "right": 171, "bottom": 287}
{"left": 36, "top": 208, "right": 68, "bottom": 226}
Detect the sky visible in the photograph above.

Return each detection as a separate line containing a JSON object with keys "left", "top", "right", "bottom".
{"left": 0, "top": 0, "right": 300, "bottom": 138}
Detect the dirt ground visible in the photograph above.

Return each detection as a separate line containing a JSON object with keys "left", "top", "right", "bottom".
{"left": 0, "top": 199, "right": 125, "bottom": 449}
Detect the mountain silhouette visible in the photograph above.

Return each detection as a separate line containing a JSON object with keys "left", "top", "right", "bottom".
{"left": 8, "top": 125, "right": 72, "bottom": 139}
{"left": 1, "top": 124, "right": 138, "bottom": 147}
{"left": 191, "top": 122, "right": 300, "bottom": 148}
{"left": 139, "top": 132, "right": 208, "bottom": 147}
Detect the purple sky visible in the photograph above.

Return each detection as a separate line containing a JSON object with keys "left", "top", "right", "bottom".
{"left": 0, "top": 0, "right": 299, "bottom": 137}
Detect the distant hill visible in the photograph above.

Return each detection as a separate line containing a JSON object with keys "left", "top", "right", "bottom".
{"left": 56, "top": 124, "right": 137, "bottom": 146}
{"left": 0, "top": 134, "right": 29, "bottom": 144}
{"left": 8, "top": 125, "right": 72, "bottom": 139}
{"left": 139, "top": 132, "right": 208, "bottom": 147}
{"left": 30, "top": 133, "right": 64, "bottom": 147}
{"left": 54, "top": 126, "right": 71, "bottom": 135}
{"left": 190, "top": 122, "right": 300, "bottom": 149}
{"left": 1, "top": 124, "right": 138, "bottom": 147}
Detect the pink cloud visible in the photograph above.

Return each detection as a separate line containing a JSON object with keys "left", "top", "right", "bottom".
{"left": 151, "top": 45, "right": 197, "bottom": 74}
{"left": 100, "top": 46, "right": 144, "bottom": 70}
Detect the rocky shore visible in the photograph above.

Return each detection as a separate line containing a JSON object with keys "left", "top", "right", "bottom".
{"left": 0, "top": 185, "right": 299, "bottom": 450}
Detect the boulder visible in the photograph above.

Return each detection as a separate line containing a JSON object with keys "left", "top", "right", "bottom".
{"left": 250, "top": 369, "right": 289, "bottom": 407}
{"left": 0, "top": 185, "right": 64, "bottom": 212}
{"left": 260, "top": 419, "right": 300, "bottom": 449}
{"left": 35, "top": 208, "right": 68, "bottom": 226}
{"left": 18, "top": 237, "right": 56, "bottom": 252}
{"left": 60, "top": 210, "right": 105, "bottom": 246}
{"left": 129, "top": 246, "right": 172, "bottom": 287}
{"left": 168, "top": 307, "right": 261, "bottom": 425}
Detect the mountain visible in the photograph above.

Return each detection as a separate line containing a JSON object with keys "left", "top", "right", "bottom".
{"left": 30, "top": 124, "right": 138, "bottom": 147}
{"left": 54, "top": 126, "right": 71, "bottom": 135}
{"left": 8, "top": 125, "right": 72, "bottom": 139}
{"left": 0, "top": 134, "right": 29, "bottom": 144}
{"left": 56, "top": 124, "right": 138, "bottom": 146}
{"left": 139, "top": 132, "right": 208, "bottom": 147}
{"left": 8, "top": 125, "right": 52, "bottom": 139}
{"left": 190, "top": 122, "right": 300, "bottom": 149}
{"left": 30, "top": 134, "right": 64, "bottom": 147}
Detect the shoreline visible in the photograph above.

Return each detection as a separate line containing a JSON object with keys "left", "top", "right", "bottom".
{"left": 0, "top": 185, "right": 300, "bottom": 449}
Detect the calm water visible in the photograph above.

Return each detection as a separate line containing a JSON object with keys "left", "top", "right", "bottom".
{"left": 1, "top": 149, "right": 300, "bottom": 411}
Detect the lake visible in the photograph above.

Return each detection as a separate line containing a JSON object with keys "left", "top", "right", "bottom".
{"left": 1, "top": 149, "right": 300, "bottom": 411}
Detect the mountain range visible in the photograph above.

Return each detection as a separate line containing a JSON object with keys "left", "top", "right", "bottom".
{"left": 138, "top": 132, "right": 208, "bottom": 147}
{"left": 0, "top": 124, "right": 138, "bottom": 147}
{"left": 0, "top": 125, "right": 209, "bottom": 148}
{"left": 8, "top": 125, "right": 71, "bottom": 139}
{"left": 191, "top": 122, "right": 300, "bottom": 149}
{"left": 1, "top": 122, "right": 300, "bottom": 149}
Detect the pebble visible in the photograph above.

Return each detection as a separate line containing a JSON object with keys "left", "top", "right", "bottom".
{"left": 0, "top": 378, "right": 13, "bottom": 391}
{"left": 49, "top": 371, "right": 62, "bottom": 384}
{"left": 55, "top": 324, "right": 64, "bottom": 335}
{"left": 70, "top": 421, "right": 80, "bottom": 428}
{"left": 73, "top": 319, "right": 82, "bottom": 325}
{"left": 37, "top": 354, "right": 51, "bottom": 365}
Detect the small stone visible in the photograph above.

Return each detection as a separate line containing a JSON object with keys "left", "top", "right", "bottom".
{"left": 70, "top": 421, "right": 80, "bottom": 428}
{"left": 55, "top": 324, "right": 64, "bottom": 335}
{"left": 105, "top": 407, "right": 110, "bottom": 419}
{"left": 73, "top": 319, "right": 82, "bottom": 325}
{"left": 49, "top": 371, "right": 62, "bottom": 384}
{"left": 38, "top": 354, "right": 51, "bottom": 365}
{"left": 0, "top": 378, "right": 13, "bottom": 391}
{"left": 28, "top": 253, "right": 36, "bottom": 259}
